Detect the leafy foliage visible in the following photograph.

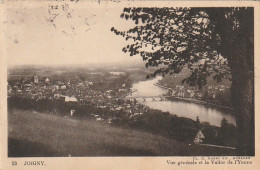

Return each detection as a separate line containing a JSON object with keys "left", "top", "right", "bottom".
{"left": 112, "top": 7, "right": 253, "bottom": 88}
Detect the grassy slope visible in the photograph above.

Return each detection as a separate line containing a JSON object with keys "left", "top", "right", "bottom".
{"left": 8, "top": 109, "right": 236, "bottom": 157}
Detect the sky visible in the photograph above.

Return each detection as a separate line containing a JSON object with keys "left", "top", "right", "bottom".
{"left": 5, "top": 2, "right": 143, "bottom": 66}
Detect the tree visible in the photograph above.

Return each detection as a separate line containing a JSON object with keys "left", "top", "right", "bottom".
{"left": 112, "top": 7, "right": 254, "bottom": 155}
{"left": 221, "top": 118, "right": 228, "bottom": 128}
{"left": 196, "top": 116, "right": 200, "bottom": 129}
{"left": 218, "top": 118, "right": 238, "bottom": 146}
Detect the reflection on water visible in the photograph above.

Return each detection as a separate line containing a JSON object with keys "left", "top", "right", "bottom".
{"left": 131, "top": 76, "right": 236, "bottom": 127}
{"left": 131, "top": 76, "right": 168, "bottom": 97}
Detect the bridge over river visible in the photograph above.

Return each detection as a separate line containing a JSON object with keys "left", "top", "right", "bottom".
{"left": 125, "top": 95, "right": 171, "bottom": 101}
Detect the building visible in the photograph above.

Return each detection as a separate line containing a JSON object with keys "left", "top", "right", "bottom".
{"left": 187, "top": 90, "right": 195, "bottom": 98}
{"left": 173, "top": 126, "right": 205, "bottom": 144}
{"left": 44, "top": 77, "right": 50, "bottom": 83}
{"left": 54, "top": 93, "right": 61, "bottom": 99}
{"left": 34, "top": 76, "right": 39, "bottom": 84}
{"left": 70, "top": 109, "right": 75, "bottom": 117}
{"left": 171, "top": 89, "right": 176, "bottom": 96}
{"left": 60, "top": 85, "right": 67, "bottom": 90}
{"left": 7, "top": 85, "right": 13, "bottom": 96}
{"left": 193, "top": 130, "right": 205, "bottom": 144}
{"left": 196, "top": 93, "right": 203, "bottom": 99}
{"left": 64, "top": 96, "right": 78, "bottom": 102}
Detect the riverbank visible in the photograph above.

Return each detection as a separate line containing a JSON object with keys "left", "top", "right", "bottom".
{"left": 154, "top": 82, "right": 233, "bottom": 111}
{"left": 153, "top": 83, "right": 172, "bottom": 90}
{"left": 166, "top": 96, "right": 234, "bottom": 111}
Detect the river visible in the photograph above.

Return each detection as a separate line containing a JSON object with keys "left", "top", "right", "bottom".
{"left": 131, "top": 76, "right": 236, "bottom": 127}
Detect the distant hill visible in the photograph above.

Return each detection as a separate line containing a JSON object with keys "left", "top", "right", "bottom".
{"left": 158, "top": 68, "right": 231, "bottom": 88}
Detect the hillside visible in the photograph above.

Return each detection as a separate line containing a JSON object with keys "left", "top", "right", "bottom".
{"left": 8, "top": 109, "right": 236, "bottom": 157}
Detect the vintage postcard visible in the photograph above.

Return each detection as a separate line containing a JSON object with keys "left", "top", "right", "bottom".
{"left": 0, "top": 0, "right": 260, "bottom": 169}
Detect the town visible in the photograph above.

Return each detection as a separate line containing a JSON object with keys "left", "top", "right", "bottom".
{"left": 7, "top": 69, "right": 149, "bottom": 123}
{"left": 7, "top": 67, "right": 232, "bottom": 124}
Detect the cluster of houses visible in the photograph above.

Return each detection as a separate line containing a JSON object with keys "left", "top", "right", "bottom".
{"left": 8, "top": 74, "right": 146, "bottom": 122}
{"left": 9, "top": 75, "right": 127, "bottom": 99}
{"left": 169, "top": 84, "right": 229, "bottom": 100}
{"left": 8, "top": 75, "right": 82, "bottom": 102}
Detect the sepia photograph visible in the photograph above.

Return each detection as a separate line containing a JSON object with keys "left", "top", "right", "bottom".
{"left": 2, "top": 0, "right": 256, "bottom": 161}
